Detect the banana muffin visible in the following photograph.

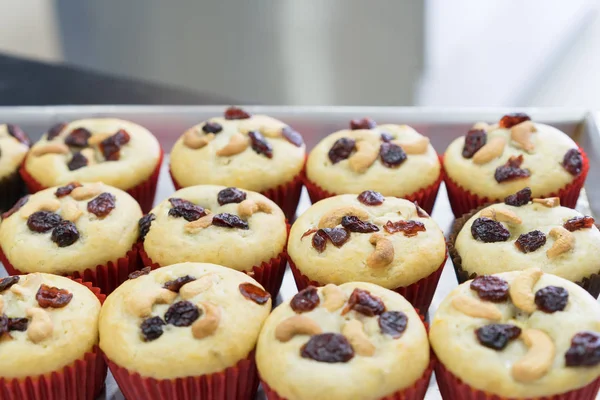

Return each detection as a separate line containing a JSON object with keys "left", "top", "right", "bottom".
{"left": 0, "top": 123, "right": 30, "bottom": 212}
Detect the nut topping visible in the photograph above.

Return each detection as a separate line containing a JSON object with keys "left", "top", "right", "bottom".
{"left": 547, "top": 227, "right": 574, "bottom": 259}
{"left": 216, "top": 133, "right": 249, "bottom": 156}
{"left": 532, "top": 197, "right": 560, "bottom": 208}
{"left": 348, "top": 141, "right": 378, "bottom": 173}
{"left": 451, "top": 294, "right": 502, "bottom": 320}
{"left": 275, "top": 315, "right": 322, "bottom": 342}
{"left": 366, "top": 234, "right": 394, "bottom": 268}
{"left": 509, "top": 268, "right": 543, "bottom": 313}
{"left": 472, "top": 137, "right": 506, "bottom": 165}
{"left": 511, "top": 329, "right": 554, "bottom": 382}
{"left": 510, "top": 121, "right": 536, "bottom": 152}
{"left": 318, "top": 206, "right": 370, "bottom": 229}
{"left": 191, "top": 302, "right": 221, "bottom": 339}
{"left": 342, "top": 319, "right": 375, "bottom": 356}
{"left": 26, "top": 308, "right": 53, "bottom": 343}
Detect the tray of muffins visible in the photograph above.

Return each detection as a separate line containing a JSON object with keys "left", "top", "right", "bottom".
{"left": 0, "top": 106, "right": 598, "bottom": 400}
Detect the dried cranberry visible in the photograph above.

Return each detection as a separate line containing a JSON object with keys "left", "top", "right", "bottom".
{"left": 564, "top": 216, "right": 595, "bottom": 232}
{"left": 27, "top": 211, "right": 62, "bottom": 233}
{"left": 47, "top": 122, "right": 67, "bottom": 140}
{"left": 328, "top": 138, "right": 356, "bottom": 164}
{"left": 217, "top": 187, "right": 247, "bottom": 205}
{"left": 202, "top": 122, "right": 223, "bottom": 134}
{"left": 64, "top": 127, "right": 91, "bottom": 147}
{"left": 342, "top": 288, "right": 386, "bottom": 316}
{"left": 138, "top": 213, "right": 155, "bottom": 241}
{"left": 414, "top": 202, "right": 429, "bottom": 218}
{"left": 8, "top": 318, "right": 28, "bottom": 332}
{"left": 88, "top": 192, "right": 116, "bottom": 218}
{"left": 350, "top": 117, "right": 377, "bottom": 130}
{"left": 164, "top": 301, "right": 200, "bottom": 327}
{"left": 282, "top": 126, "right": 304, "bottom": 147}
{"left": 99, "top": 129, "right": 130, "bottom": 161}
{"left": 290, "top": 286, "right": 320, "bottom": 313}
{"left": 239, "top": 282, "right": 271, "bottom": 305}
{"left": 504, "top": 187, "right": 532, "bottom": 207}
{"left": 0, "top": 276, "right": 19, "bottom": 292}
{"left": 341, "top": 216, "right": 379, "bottom": 233}
{"left": 141, "top": 316, "right": 165, "bottom": 341}
{"left": 129, "top": 267, "right": 151, "bottom": 280}
{"left": 321, "top": 228, "right": 350, "bottom": 247}
{"left": 51, "top": 220, "right": 80, "bottom": 247}
{"left": 6, "top": 124, "right": 30, "bottom": 146}
{"left": 476, "top": 324, "right": 521, "bottom": 350}
{"left": 67, "top": 152, "right": 88, "bottom": 171}
{"left": 300, "top": 333, "right": 354, "bottom": 363}
{"left": 36, "top": 284, "right": 73, "bottom": 308}
{"left": 494, "top": 155, "right": 530, "bottom": 183}
{"left": 380, "top": 132, "right": 394, "bottom": 142}
{"left": 535, "top": 286, "right": 568, "bottom": 313}
{"left": 498, "top": 113, "right": 531, "bottom": 129}
{"left": 562, "top": 149, "right": 583, "bottom": 176}
{"left": 566, "top": 332, "right": 600, "bottom": 366}
{"left": 164, "top": 275, "right": 196, "bottom": 293}
{"left": 212, "top": 213, "right": 249, "bottom": 229}
{"left": 301, "top": 228, "right": 318, "bottom": 240}
{"left": 380, "top": 142, "right": 407, "bottom": 168}
{"left": 248, "top": 131, "right": 273, "bottom": 158}
{"left": 0, "top": 315, "right": 7, "bottom": 336}
{"left": 54, "top": 182, "right": 82, "bottom": 198}
{"left": 312, "top": 230, "right": 327, "bottom": 252}
{"left": 384, "top": 220, "right": 426, "bottom": 237}
{"left": 515, "top": 230, "right": 546, "bottom": 253}
{"left": 462, "top": 129, "right": 487, "bottom": 158}
{"left": 357, "top": 190, "right": 385, "bottom": 206}
{"left": 168, "top": 198, "right": 207, "bottom": 222}
{"left": 378, "top": 311, "right": 408, "bottom": 339}
{"left": 224, "top": 106, "right": 251, "bottom": 120}
{"left": 471, "top": 217, "right": 510, "bottom": 243}
{"left": 1, "top": 195, "right": 29, "bottom": 219}
{"left": 470, "top": 275, "right": 509, "bottom": 302}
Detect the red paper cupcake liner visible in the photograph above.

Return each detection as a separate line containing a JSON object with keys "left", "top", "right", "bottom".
{"left": 107, "top": 351, "right": 259, "bottom": 400}
{"left": 435, "top": 360, "right": 600, "bottom": 400}
{"left": 19, "top": 148, "right": 164, "bottom": 214}
{"left": 443, "top": 146, "right": 590, "bottom": 218}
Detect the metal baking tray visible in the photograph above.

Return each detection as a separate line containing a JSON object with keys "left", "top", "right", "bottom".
{"left": 1, "top": 106, "right": 599, "bottom": 400}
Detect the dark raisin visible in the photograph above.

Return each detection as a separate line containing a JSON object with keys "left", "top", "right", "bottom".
{"left": 217, "top": 187, "right": 247, "bottom": 205}
{"left": 535, "top": 286, "right": 568, "bottom": 313}
{"left": 282, "top": 126, "right": 304, "bottom": 147}
{"left": 475, "top": 324, "right": 521, "bottom": 350}
{"left": 504, "top": 187, "right": 532, "bottom": 207}
{"left": 564, "top": 216, "right": 595, "bottom": 232}
{"left": 562, "top": 148, "right": 583, "bottom": 176}
{"left": 212, "top": 213, "right": 249, "bottom": 229}
{"left": 470, "top": 275, "right": 509, "bottom": 302}
{"left": 515, "top": 230, "right": 546, "bottom": 253}
{"left": 494, "top": 155, "right": 530, "bottom": 183}
{"left": 380, "top": 142, "right": 407, "bottom": 168}
{"left": 566, "top": 332, "right": 600, "bottom": 366}
{"left": 8, "top": 318, "right": 28, "bottom": 332}
{"left": 357, "top": 190, "right": 384, "bottom": 206}
{"left": 328, "top": 138, "right": 356, "bottom": 164}
{"left": 168, "top": 198, "right": 207, "bottom": 222}
{"left": 380, "top": 132, "right": 393, "bottom": 142}
{"left": 414, "top": 202, "right": 429, "bottom": 218}
{"left": 54, "top": 182, "right": 82, "bottom": 198}
{"left": 379, "top": 311, "right": 408, "bottom": 339}
{"left": 164, "top": 275, "right": 196, "bottom": 293}
{"left": 499, "top": 113, "right": 531, "bottom": 129}
{"left": 341, "top": 216, "right": 379, "bottom": 233}
{"left": 99, "top": 129, "right": 131, "bottom": 161}
{"left": 462, "top": 129, "right": 487, "bottom": 158}
{"left": 471, "top": 217, "right": 510, "bottom": 243}
{"left": 290, "top": 286, "right": 320, "bottom": 313}
{"left": 128, "top": 267, "right": 151, "bottom": 280}
{"left": 51, "top": 220, "right": 80, "bottom": 247}
{"left": 321, "top": 228, "right": 350, "bottom": 247}
{"left": 141, "top": 316, "right": 165, "bottom": 341}
{"left": 27, "top": 211, "right": 62, "bottom": 233}
{"left": 138, "top": 213, "right": 156, "bottom": 240}
{"left": 312, "top": 230, "right": 327, "bottom": 252}
{"left": 301, "top": 228, "right": 318, "bottom": 240}
{"left": 384, "top": 220, "right": 426, "bottom": 237}
{"left": 47, "top": 122, "right": 67, "bottom": 140}
{"left": 239, "top": 282, "right": 271, "bottom": 305}
{"left": 300, "top": 333, "right": 354, "bottom": 363}
{"left": 36, "top": 284, "right": 73, "bottom": 308}
{"left": 350, "top": 117, "right": 377, "bottom": 130}
{"left": 6, "top": 124, "right": 30, "bottom": 146}
{"left": 248, "top": 131, "right": 273, "bottom": 158}
{"left": 0, "top": 315, "right": 6, "bottom": 336}
{"left": 164, "top": 301, "right": 200, "bottom": 327}
{"left": 88, "top": 192, "right": 116, "bottom": 218}
{"left": 1, "top": 195, "right": 29, "bottom": 219}
{"left": 0, "top": 276, "right": 19, "bottom": 292}
{"left": 67, "top": 152, "right": 88, "bottom": 171}
{"left": 342, "top": 288, "right": 386, "bottom": 316}
{"left": 64, "top": 127, "right": 91, "bottom": 147}
{"left": 202, "top": 122, "right": 223, "bottom": 134}
{"left": 224, "top": 106, "right": 251, "bottom": 120}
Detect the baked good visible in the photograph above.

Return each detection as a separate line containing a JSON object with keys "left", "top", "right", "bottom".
{"left": 430, "top": 270, "right": 600, "bottom": 399}
{"left": 287, "top": 191, "right": 446, "bottom": 314}
{"left": 169, "top": 107, "right": 305, "bottom": 219}
{"left": 21, "top": 119, "right": 162, "bottom": 213}
{"left": 100, "top": 262, "right": 271, "bottom": 400}
{"left": 257, "top": 282, "right": 433, "bottom": 400}
{"left": 305, "top": 118, "right": 442, "bottom": 213}
{"left": 139, "top": 185, "right": 288, "bottom": 295}
{"left": 443, "top": 113, "right": 588, "bottom": 217}
{"left": 0, "top": 124, "right": 30, "bottom": 212}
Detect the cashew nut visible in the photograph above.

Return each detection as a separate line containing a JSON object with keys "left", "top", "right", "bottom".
{"left": 23, "top": 273, "right": 42, "bottom": 288}
{"left": 533, "top": 197, "right": 560, "bottom": 208}
{"left": 184, "top": 214, "right": 214, "bottom": 233}
{"left": 322, "top": 284, "right": 346, "bottom": 312}
{"left": 511, "top": 329, "right": 554, "bottom": 382}
{"left": 31, "top": 142, "right": 70, "bottom": 157}
{"left": 10, "top": 284, "right": 28, "bottom": 298}
{"left": 70, "top": 183, "right": 103, "bottom": 201}
{"left": 348, "top": 141, "right": 378, "bottom": 173}
{"left": 451, "top": 294, "right": 502, "bottom": 320}
{"left": 510, "top": 121, "right": 537, "bottom": 152}
{"left": 479, "top": 207, "right": 522, "bottom": 225}
{"left": 81, "top": 148, "right": 97, "bottom": 165}
{"left": 509, "top": 268, "right": 543, "bottom": 313}
{"left": 20, "top": 198, "right": 61, "bottom": 218}
{"left": 237, "top": 199, "right": 273, "bottom": 218}
{"left": 275, "top": 315, "right": 323, "bottom": 342}
{"left": 342, "top": 319, "right": 375, "bottom": 356}
{"left": 392, "top": 136, "right": 430, "bottom": 155}
{"left": 547, "top": 227, "right": 574, "bottom": 259}
{"left": 26, "top": 308, "right": 53, "bottom": 343}
{"left": 472, "top": 137, "right": 506, "bottom": 165}
{"left": 87, "top": 132, "right": 113, "bottom": 146}
{"left": 127, "top": 288, "right": 177, "bottom": 317}
{"left": 183, "top": 128, "right": 215, "bottom": 149}
{"left": 216, "top": 133, "right": 249, "bottom": 156}
{"left": 472, "top": 122, "right": 490, "bottom": 131}
{"left": 179, "top": 274, "right": 215, "bottom": 300}
{"left": 318, "top": 206, "right": 370, "bottom": 229}
{"left": 238, "top": 118, "right": 285, "bottom": 138}
{"left": 192, "top": 302, "right": 221, "bottom": 339}
{"left": 366, "top": 233, "right": 395, "bottom": 268}
{"left": 60, "top": 198, "right": 83, "bottom": 222}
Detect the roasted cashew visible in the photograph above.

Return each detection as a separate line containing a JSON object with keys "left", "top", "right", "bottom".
{"left": 511, "top": 329, "right": 554, "bottom": 382}
{"left": 532, "top": 197, "right": 560, "bottom": 208}
{"left": 510, "top": 121, "right": 537, "bottom": 152}
{"left": 509, "top": 268, "right": 543, "bottom": 313}
{"left": 451, "top": 294, "right": 502, "bottom": 320}
{"left": 547, "top": 227, "right": 574, "bottom": 259}
{"left": 179, "top": 274, "right": 215, "bottom": 299}
{"left": 238, "top": 199, "right": 273, "bottom": 218}
{"left": 127, "top": 288, "right": 177, "bottom": 317}
{"left": 216, "top": 133, "right": 249, "bottom": 156}
{"left": 472, "top": 137, "right": 506, "bottom": 165}
{"left": 31, "top": 142, "right": 70, "bottom": 157}
{"left": 192, "top": 302, "right": 221, "bottom": 339}
{"left": 348, "top": 141, "right": 378, "bottom": 173}
{"left": 70, "top": 183, "right": 103, "bottom": 201}
{"left": 87, "top": 132, "right": 113, "bottom": 146}
{"left": 26, "top": 307, "right": 53, "bottom": 343}
{"left": 184, "top": 214, "right": 214, "bottom": 233}
{"left": 392, "top": 136, "right": 429, "bottom": 155}
{"left": 238, "top": 118, "right": 285, "bottom": 138}
{"left": 20, "top": 198, "right": 61, "bottom": 218}
{"left": 366, "top": 233, "right": 395, "bottom": 268}
{"left": 342, "top": 319, "right": 375, "bottom": 356}
{"left": 322, "top": 284, "right": 346, "bottom": 312}
{"left": 10, "top": 284, "right": 27, "bottom": 297}
{"left": 183, "top": 129, "right": 215, "bottom": 149}
{"left": 318, "top": 206, "right": 370, "bottom": 229}
{"left": 275, "top": 315, "right": 322, "bottom": 342}
{"left": 60, "top": 198, "right": 83, "bottom": 222}
{"left": 479, "top": 207, "right": 522, "bottom": 225}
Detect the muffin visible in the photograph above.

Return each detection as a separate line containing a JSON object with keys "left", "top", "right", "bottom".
{"left": 257, "top": 282, "right": 433, "bottom": 400}
{"left": 170, "top": 107, "right": 305, "bottom": 219}
{"left": 139, "top": 185, "right": 288, "bottom": 296}
{"left": 449, "top": 188, "right": 600, "bottom": 297}
{"left": 0, "top": 182, "right": 143, "bottom": 293}
{"left": 100, "top": 262, "right": 272, "bottom": 400}
{"left": 443, "top": 113, "right": 588, "bottom": 217}
{"left": 287, "top": 191, "right": 447, "bottom": 314}
{"left": 0, "top": 124, "right": 30, "bottom": 212}
{"left": 0, "top": 273, "right": 105, "bottom": 400}
{"left": 305, "top": 118, "right": 442, "bottom": 214}
{"left": 20, "top": 119, "right": 162, "bottom": 213}
{"left": 430, "top": 270, "right": 600, "bottom": 399}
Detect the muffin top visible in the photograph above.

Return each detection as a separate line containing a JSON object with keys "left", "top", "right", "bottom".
{"left": 25, "top": 118, "right": 161, "bottom": 190}
{"left": 444, "top": 113, "right": 584, "bottom": 199}
{"left": 430, "top": 270, "right": 600, "bottom": 398}
{"left": 454, "top": 189, "right": 600, "bottom": 283}
{"left": 99, "top": 262, "right": 271, "bottom": 379}
{"left": 0, "top": 124, "right": 30, "bottom": 179}
{"left": 0, "top": 273, "right": 101, "bottom": 378}
{"left": 0, "top": 182, "right": 142, "bottom": 274}
{"left": 287, "top": 192, "right": 446, "bottom": 288}
{"left": 170, "top": 107, "right": 305, "bottom": 192}
{"left": 257, "top": 282, "right": 430, "bottom": 400}
{"left": 306, "top": 118, "right": 441, "bottom": 197}
{"left": 141, "top": 185, "right": 287, "bottom": 271}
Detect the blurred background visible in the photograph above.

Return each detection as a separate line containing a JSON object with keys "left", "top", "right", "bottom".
{"left": 1, "top": 0, "right": 599, "bottom": 106}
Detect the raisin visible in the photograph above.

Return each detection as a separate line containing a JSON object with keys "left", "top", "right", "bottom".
{"left": 357, "top": 190, "right": 384, "bottom": 206}
{"left": 341, "top": 216, "right": 379, "bottom": 233}
{"left": 475, "top": 324, "right": 521, "bottom": 350}
{"left": 51, "top": 220, "right": 80, "bottom": 247}
{"left": 312, "top": 230, "right": 327, "bottom": 252}
{"left": 504, "top": 187, "right": 532, "bottom": 207}
{"left": 239, "top": 282, "right": 271, "bottom": 305}
{"left": 54, "top": 182, "right": 82, "bottom": 198}
{"left": 1, "top": 195, "right": 29, "bottom": 219}
{"left": 350, "top": 117, "right": 377, "bottom": 130}
{"left": 282, "top": 126, "right": 304, "bottom": 147}
{"left": 67, "top": 152, "right": 88, "bottom": 171}
{"left": 217, "top": 187, "right": 247, "bottom": 205}
{"left": 471, "top": 217, "right": 510, "bottom": 243}
{"left": 535, "top": 286, "right": 568, "bottom": 313}
{"left": 0, "top": 276, "right": 19, "bottom": 292}
{"left": 47, "top": 122, "right": 67, "bottom": 140}
{"left": 515, "top": 230, "right": 546, "bottom": 253}
{"left": 321, "top": 228, "right": 350, "bottom": 247}
{"left": 141, "top": 316, "right": 165, "bottom": 341}
{"left": 128, "top": 266, "right": 151, "bottom": 280}
{"left": 224, "top": 106, "right": 251, "bottom": 120}
{"left": 138, "top": 213, "right": 156, "bottom": 240}
{"left": 300, "top": 333, "right": 354, "bottom": 363}
{"left": 164, "top": 275, "right": 196, "bottom": 293}
{"left": 8, "top": 318, "right": 28, "bottom": 332}
{"left": 168, "top": 198, "right": 207, "bottom": 222}
{"left": 88, "top": 192, "right": 116, "bottom": 218}
{"left": 6, "top": 124, "right": 30, "bottom": 146}
{"left": 290, "top": 286, "right": 320, "bottom": 313}
{"left": 379, "top": 311, "right": 408, "bottom": 339}
{"left": 499, "top": 113, "right": 531, "bottom": 129}
{"left": 462, "top": 129, "right": 487, "bottom": 158}
{"left": 342, "top": 288, "right": 386, "bottom": 316}
{"left": 562, "top": 148, "right": 583, "bottom": 176}
{"left": 100, "top": 129, "right": 130, "bottom": 161}
{"left": 64, "top": 127, "right": 91, "bottom": 147}
{"left": 494, "top": 155, "right": 530, "bottom": 183}
{"left": 248, "top": 131, "right": 273, "bottom": 158}
{"left": 380, "top": 142, "right": 407, "bottom": 168}
{"left": 301, "top": 228, "right": 318, "bottom": 240}
{"left": 380, "top": 132, "right": 393, "bottom": 142}
{"left": 384, "top": 220, "right": 426, "bottom": 237}
{"left": 36, "top": 284, "right": 73, "bottom": 308}
{"left": 164, "top": 301, "right": 200, "bottom": 327}
{"left": 564, "top": 216, "right": 595, "bottom": 232}
{"left": 0, "top": 315, "right": 6, "bottom": 336}
{"left": 202, "top": 122, "right": 223, "bottom": 134}
{"left": 566, "top": 332, "right": 600, "bottom": 366}
{"left": 470, "top": 275, "right": 509, "bottom": 302}
{"left": 328, "top": 138, "right": 356, "bottom": 164}
{"left": 212, "top": 213, "right": 249, "bottom": 229}
{"left": 414, "top": 202, "right": 429, "bottom": 218}
{"left": 27, "top": 211, "right": 62, "bottom": 233}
